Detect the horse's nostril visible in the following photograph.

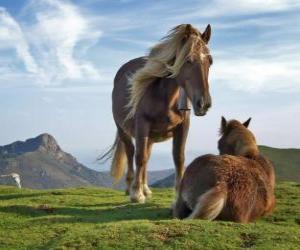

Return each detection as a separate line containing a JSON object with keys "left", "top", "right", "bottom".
{"left": 196, "top": 99, "right": 204, "bottom": 109}
{"left": 206, "top": 101, "right": 212, "bottom": 109}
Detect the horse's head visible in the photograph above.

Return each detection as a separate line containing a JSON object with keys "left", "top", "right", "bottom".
{"left": 218, "top": 116, "right": 259, "bottom": 158}
{"left": 175, "top": 24, "right": 212, "bottom": 116}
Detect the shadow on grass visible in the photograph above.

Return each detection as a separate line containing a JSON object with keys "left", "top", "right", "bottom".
{"left": 0, "top": 193, "right": 47, "bottom": 200}
{"left": 0, "top": 202, "right": 172, "bottom": 224}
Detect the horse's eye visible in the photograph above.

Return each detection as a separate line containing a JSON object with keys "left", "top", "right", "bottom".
{"left": 186, "top": 58, "right": 193, "bottom": 64}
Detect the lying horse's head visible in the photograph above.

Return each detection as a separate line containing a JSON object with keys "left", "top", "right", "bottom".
{"left": 218, "top": 116, "right": 259, "bottom": 158}
{"left": 174, "top": 24, "right": 213, "bottom": 116}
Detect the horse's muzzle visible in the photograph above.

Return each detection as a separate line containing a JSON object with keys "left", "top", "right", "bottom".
{"left": 193, "top": 96, "right": 211, "bottom": 116}
{"left": 194, "top": 109, "right": 207, "bottom": 116}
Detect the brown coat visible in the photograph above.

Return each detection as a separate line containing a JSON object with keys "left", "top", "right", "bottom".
{"left": 173, "top": 118, "right": 276, "bottom": 223}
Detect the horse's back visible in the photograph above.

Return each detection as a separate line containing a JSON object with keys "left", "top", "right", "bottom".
{"left": 114, "top": 57, "right": 147, "bottom": 85}
{"left": 180, "top": 154, "right": 275, "bottom": 222}
{"left": 112, "top": 57, "right": 147, "bottom": 132}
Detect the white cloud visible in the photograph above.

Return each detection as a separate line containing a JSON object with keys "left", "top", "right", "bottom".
{"left": 211, "top": 50, "right": 300, "bottom": 92}
{"left": 203, "top": 0, "right": 300, "bottom": 17}
{"left": 167, "top": 0, "right": 300, "bottom": 21}
{"left": 0, "top": 7, "right": 39, "bottom": 74}
{"left": 0, "top": 0, "right": 102, "bottom": 86}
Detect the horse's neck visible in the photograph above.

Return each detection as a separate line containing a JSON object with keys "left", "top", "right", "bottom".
{"left": 155, "top": 77, "right": 179, "bottom": 108}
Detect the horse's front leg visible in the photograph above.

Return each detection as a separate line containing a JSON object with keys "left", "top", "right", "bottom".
{"left": 172, "top": 115, "right": 190, "bottom": 194}
{"left": 130, "top": 119, "right": 150, "bottom": 203}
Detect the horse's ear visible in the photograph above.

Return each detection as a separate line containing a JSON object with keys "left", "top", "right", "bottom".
{"left": 220, "top": 116, "right": 227, "bottom": 134}
{"left": 201, "top": 24, "right": 211, "bottom": 44}
{"left": 243, "top": 117, "right": 251, "bottom": 128}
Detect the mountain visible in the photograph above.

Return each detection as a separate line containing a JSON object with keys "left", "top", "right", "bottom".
{"left": 152, "top": 145, "right": 300, "bottom": 187}
{"left": 0, "top": 134, "right": 113, "bottom": 189}
{"left": 0, "top": 134, "right": 174, "bottom": 189}
{"left": 151, "top": 173, "right": 175, "bottom": 188}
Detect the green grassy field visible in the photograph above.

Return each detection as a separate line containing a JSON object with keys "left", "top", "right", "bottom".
{"left": 0, "top": 183, "right": 300, "bottom": 250}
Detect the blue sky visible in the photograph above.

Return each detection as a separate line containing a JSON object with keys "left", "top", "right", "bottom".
{"left": 0, "top": 0, "right": 300, "bottom": 170}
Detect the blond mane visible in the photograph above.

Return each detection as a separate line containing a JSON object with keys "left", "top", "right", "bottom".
{"left": 125, "top": 24, "right": 207, "bottom": 120}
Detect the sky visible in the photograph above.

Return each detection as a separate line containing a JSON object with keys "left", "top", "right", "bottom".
{"left": 0, "top": 0, "right": 300, "bottom": 170}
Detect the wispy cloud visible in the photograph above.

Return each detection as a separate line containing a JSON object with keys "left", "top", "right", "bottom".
{"left": 0, "top": 7, "right": 39, "bottom": 74}
{"left": 212, "top": 55, "right": 300, "bottom": 92}
{"left": 0, "top": 0, "right": 102, "bottom": 86}
{"left": 203, "top": 0, "right": 300, "bottom": 17}
{"left": 0, "top": 0, "right": 300, "bottom": 94}
{"left": 168, "top": 0, "right": 300, "bottom": 20}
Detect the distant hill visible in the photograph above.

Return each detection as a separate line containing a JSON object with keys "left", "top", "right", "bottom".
{"left": 0, "top": 134, "right": 113, "bottom": 189}
{"left": 259, "top": 145, "right": 300, "bottom": 182}
{"left": 152, "top": 145, "right": 300, "bottom": 187}
{"left": 0, "top": 134, "right": 174, "bottom": 189}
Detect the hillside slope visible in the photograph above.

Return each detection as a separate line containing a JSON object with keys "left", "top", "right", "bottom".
{"left": 0, "top": 182, "right": 299, "bottom": 249}
{"left": 153, "top": 145, "right": 300, "bottom": 187}
{"left": 0, "top": 134, "right": 174, "bottom": 189}
{"left": 0, "top": 134, "right": 112, "bottom": 189}
{"left": 259, "top": 145, "right": 300, "bottom": 182}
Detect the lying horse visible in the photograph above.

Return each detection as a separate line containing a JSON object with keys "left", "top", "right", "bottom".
{"left": 173, "top": 117, "right": 275, "bottom": 223}
{"left": 100, "top": 24, "right": 213, "bottom": 203}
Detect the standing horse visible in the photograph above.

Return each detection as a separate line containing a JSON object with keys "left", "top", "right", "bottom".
{"left": 173, "top": 117, "right": 276, "bottom": 223}
{"left": 100, "top": 24, "right": 213, "bottom": 203}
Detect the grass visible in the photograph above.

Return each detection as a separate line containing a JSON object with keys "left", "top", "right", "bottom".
{"left": 0, "top": 182, "right": 299, "bottom": 249}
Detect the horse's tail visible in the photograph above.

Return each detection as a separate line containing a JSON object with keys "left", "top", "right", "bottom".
{"left": 187, "top": 185, "right": 227, "bottom": 220}
{"left": 98, "top": 133, "right": 127, "bottom": 184}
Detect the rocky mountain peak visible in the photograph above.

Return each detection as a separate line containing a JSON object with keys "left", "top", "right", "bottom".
{"left": 34, "top": 133, "right": 61, "bottom": 153}
{"left": 0, "top": 133, "right": 62, "bottom": 155}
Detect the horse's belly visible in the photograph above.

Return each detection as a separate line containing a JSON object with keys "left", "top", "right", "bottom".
{"left": 148, "top": 113, "right": 184, "bottom": 142}
{"left": 149, "top": 130, "right": 174, "bottom": 142}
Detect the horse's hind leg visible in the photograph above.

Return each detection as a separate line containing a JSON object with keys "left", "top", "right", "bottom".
{"left": 117, "top": 127, "right": 135, "bottom": 195}
{"left": 130, "top": 120, "right": 150, "bottom": 203}
{"left": 142, "top": 143, "right": 153, "bottom": 198}
{"left": 173, "top": 195, "right": 191, "bottom": 219}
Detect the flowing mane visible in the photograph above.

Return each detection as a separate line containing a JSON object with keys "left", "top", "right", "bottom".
{"left": 126, "top": 24, "right": 208, "bottom": 120}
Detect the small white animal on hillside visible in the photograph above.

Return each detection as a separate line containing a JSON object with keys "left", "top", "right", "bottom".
{"left": 0, "top": 173, "right": 22, "bottom": 188}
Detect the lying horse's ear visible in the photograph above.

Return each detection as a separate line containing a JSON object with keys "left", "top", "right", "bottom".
{"left": 243, "top": 117, "right": 251, "bottom": 128}
{"left": 201, "top": 24, "right": 211, "bottom": 44}
{"left": 220, "top": 116, "right": 227, "bottom": 134}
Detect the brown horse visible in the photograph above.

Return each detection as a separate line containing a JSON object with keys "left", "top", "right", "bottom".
{"left": 100, "top": 24, "right": 213, "bottom": 203}
{"left": 173, "top": 117, "right": 276, "bottom": 223}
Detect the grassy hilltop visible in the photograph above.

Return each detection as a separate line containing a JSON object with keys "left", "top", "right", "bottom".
{"left": 0, "top": 183, "right": 300, "bottom": 249}
{"left": 259, "top": 146, "right": 300, "bottom": 182}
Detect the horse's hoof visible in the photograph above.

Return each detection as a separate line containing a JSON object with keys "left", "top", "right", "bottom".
{"left": 130, "top": 191, "right": 146, "bottom": 203}
{"left": 143, "top": 184, "right": 152, "bottom": 198}
{"left": 130, "top": 195, "right": 146, "bottom": 203}
{"left": 144, "top": 191, "right": 152, "bottom": 198}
